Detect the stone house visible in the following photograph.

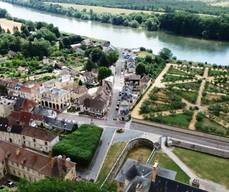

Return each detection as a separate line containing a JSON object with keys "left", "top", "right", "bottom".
{"left": 80, "top": 81, "right": 112, "bottom": 117}
{"left": 0, "top": 141, "right": 76, "bottom": 182}
{"left": 0, "top": 117, "right": 59, "bottom": 153}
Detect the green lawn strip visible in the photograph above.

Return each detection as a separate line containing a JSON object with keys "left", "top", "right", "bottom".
{"left": 195, "top": 117, "right": 228, "bottom": 137}
{"left": 52, "top": 124, "right": 103, "bottom": 166}
{"left": 150, "top": 111, "right": 193, "bottom": 128}
{"left": 152, "top": 151, "right": 190, "bottom": 184}
{"left": 173, "top": 148, "right": 229, "bottom": 188}
{"left": 97, "top": 142, "right": 127, "bottom": 184}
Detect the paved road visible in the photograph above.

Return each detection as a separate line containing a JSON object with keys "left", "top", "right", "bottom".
{"left": 131, "top": 122, "right": 229, "bottom": 151}
{"left": 107, "top": 54, "right": 124, "bottom": 121}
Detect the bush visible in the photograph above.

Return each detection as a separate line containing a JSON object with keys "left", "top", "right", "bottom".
{"left": 52, "top": 124, "right": 103, "bottom": 166}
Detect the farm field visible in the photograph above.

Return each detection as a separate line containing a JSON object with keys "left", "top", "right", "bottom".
{"left": 135, "top": 62, "right": 229, "bottom": 137}
{"left": 0, "top": 18, "right": 22, "bottom": 33}
{"left": 47, "top": 2, "right": 155, "bottom": 14}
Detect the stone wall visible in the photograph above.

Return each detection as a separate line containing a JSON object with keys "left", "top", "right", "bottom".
{"left": 168, "top": 138, "right": 229, "bottom": 158}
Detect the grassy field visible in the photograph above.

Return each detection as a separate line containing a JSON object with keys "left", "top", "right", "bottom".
{"left": 151, "top": 112, "right": 193, "bottom": 128}
{"left": 174, "top": 148, "right": 229, "bottom": 188}
{"left": 48, "top": 2, "right": 155, "bottom": 14}
{"left": 152, "top": 151, "right": 190, "bottom": 184}
{"left": 127, "top": 146, "right": 152, "bottom": 162}
{"left": 97, "top": 142, "right": 127, "bottom": 184}
{"left": 0, "top": 18, "right": 22, "bottom": 33}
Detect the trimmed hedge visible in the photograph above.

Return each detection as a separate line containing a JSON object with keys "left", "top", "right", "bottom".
{"left": 52, "top": 124, "right": 103, "bottom": 166}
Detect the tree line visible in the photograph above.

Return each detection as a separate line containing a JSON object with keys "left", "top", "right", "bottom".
{"left": 3, "top": 0, "right": 229, "bottom": 41}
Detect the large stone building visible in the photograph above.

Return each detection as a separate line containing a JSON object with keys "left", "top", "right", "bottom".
{"left": 0, "top": 117, "right": 59, "bottom": 153}
{"left": 0, "top": 141, "right": 76, "bottom": 182}
{"left": 40, "top": 87, "right": 71, "bottom": 111}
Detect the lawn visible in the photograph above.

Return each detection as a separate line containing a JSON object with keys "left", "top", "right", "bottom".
{"left": 150, "top": 111, "right": 193, "bottom": 128}
{"left": 97, "top": 142, "right": 127, "bottom": 184}
{"left": 49, "top": 2, "right": 153, "bottom": 14}
{"left": 127, "top": 146, "right": 152, "bottom": 162}
{"left": 52, "top": 124, "right": 103, "bottom": 166}
{"left": 0, "top": 18, "right": 22, "bottom": 33}
{"left": 174, "top": 147, "right": 229, "bottom": 188}
{"left": 152, "top": 151, "right": 190, "bottom": 184}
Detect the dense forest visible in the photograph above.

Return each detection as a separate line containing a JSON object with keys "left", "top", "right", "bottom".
{"left": 3, "top": 0, "right": 229, "bottom": 41}
{"left": 44, "top": 0, "right": 229, "bottom": 15}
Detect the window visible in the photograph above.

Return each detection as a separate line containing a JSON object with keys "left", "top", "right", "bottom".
{"left": 45, "top": 141, "right": 48, "bottom": 145}
{"left": 33, "top": 138, "right": 36, "bottom": 142}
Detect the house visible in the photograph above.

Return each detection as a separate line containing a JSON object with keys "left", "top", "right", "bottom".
{"left": 126, "top": 62, "right": 136, "bottom": 73}
{"left": 0, "top": 141, "right": 76, "bottom": 182}
{"left": 0, "top": 117, "right": 59, "bottom": 153}
{"left": 124, "top": 74, "right": 141, "bottom": 91}
{"left": 44, "top": 117, "right": 75, "bottom": 131}
{"left": 14, "top": 97, "right": 36, "bottom": 112}
{"left": 116, "top": 159, "right": 206, "bottom": 192}
{"left": 0, "top": 96, "right": 17, "bottom": 117}
{"left": 80, "top": 71, "right": 98, "bottom": 87}
{"left": 81, "top": 82, "right": 112, "bottom": 117}
{"left": 139, "top": 75, "right": 151, "bottom": 92}
{"left": 13, "top": 83, "right": 41, "bottom": 102}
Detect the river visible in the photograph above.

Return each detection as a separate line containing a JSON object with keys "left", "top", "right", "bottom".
{"left": 0, "top": 1, "right": 229, "bottom": 65}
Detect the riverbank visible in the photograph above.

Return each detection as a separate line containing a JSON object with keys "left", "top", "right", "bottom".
{"left": 1, "top": 0, "right": 229, "bottom": 42}
{"left": 0, "top": 1, "right": 228, "bottom": 65}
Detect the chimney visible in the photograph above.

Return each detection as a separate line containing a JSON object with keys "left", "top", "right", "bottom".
{"left": 151, "top": 161, "right": 159, "bottom": 182}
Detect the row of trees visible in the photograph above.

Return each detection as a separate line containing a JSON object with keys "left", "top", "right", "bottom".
{"left": 4, "top": 0, "right": 229, "bottom": 41}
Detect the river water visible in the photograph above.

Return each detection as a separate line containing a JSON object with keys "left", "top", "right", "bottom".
{"left": 0, "top": 1, "right": 229, "bottom": 65}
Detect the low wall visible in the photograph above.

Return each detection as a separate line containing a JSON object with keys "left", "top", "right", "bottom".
{"left": 106, "top": 138, "right": 154, "bottom": 182}
{"left": 168, "top": 138, "right": 229, "bottom": 158}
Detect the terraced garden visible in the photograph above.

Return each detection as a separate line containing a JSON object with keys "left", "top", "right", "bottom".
{"left": 137, "top": 63, "right": 229, "bottom": 137}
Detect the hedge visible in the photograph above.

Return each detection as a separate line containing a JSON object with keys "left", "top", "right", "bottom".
{"left": 52, "top": 124, "right": 103, "bottom": 166}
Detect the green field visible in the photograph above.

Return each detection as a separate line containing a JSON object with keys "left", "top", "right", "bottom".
{"left": 151, "top": 111, "right": 193, "bottom": 128}
{"left": 49, "top": 2, "right": 154, "bottom": 14}
{"left": 127, "top": 146, "right": 152, "bottom": 162}
{"left": 174, "top": 148, "right": 229, "bottom": 188}
{"left": 152, "top": 151, "right": 190, "bottom": 184}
